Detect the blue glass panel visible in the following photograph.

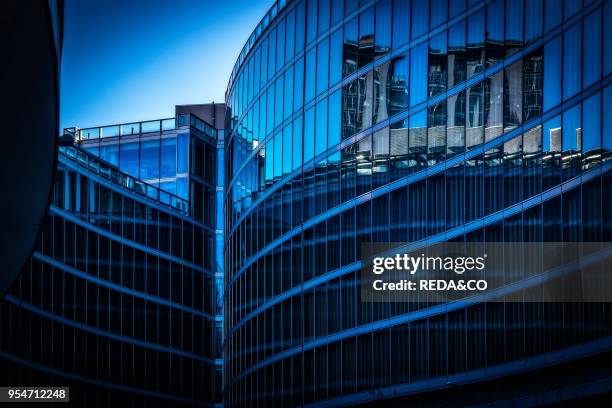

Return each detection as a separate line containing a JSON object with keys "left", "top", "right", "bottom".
{"left": 374, "top": 61, "right": 390, "bottom": 123}
{"left": 318, "top": 0, "right": 330, "bottom": 34}
{"left": 276, "top": 19, "right": 285, "bottom": 72}
{"left": 389, "top": 53, "right": 409, "bottom": 115}
{"left": 274, "top": 131, "right": 282, "bottom": 178}
{"left": 358, "top": 7, "right": 374, "bottom": 67}
{"left": 316, "top": 37, "right": 329, "bottom": 95}
{"left": 293, "top": 115, "right": 303, "bottom": 170}
{"left": 544, "top": 36, "right": 561, "bottom": 111}
{"left": 253, "top": 100, "right": 260, "bottom": 141}
{"left": 582, "top": 92, "right": 601, "bottom": 153}
{"left": 331, "top": 0, "right": 343, "bottom": 25}
{"left": 284, "top": 66, "right": 294, "bottom": 120}
{"left": 544, "top": 0, "right": 562, "bottom": 32}
{"left": 328, "top": 89, "right": 341, "bottom": 148}
{"left": 315, "top": 98, "right": 328, "bottom": 156}
{"left": 307, "top": 0, "right": 318, "bottom": 43}
{"left": 563, "top": 23, "right": 581, "bottom": 100}
{"left": 430, "top": 0, "right": 447, "bottom": 29}
{"left": 261, "top": 37, "right": 268, "bottom": 87}
{"left": 564, "top": 0, "right": 581, "bottom": 19}
{"left": 304, "top": 107, "right": 315, "bottom": 162}
{"left": 409, "top": 109, "right": 427, "bottom": 171}
{"left": 247, "top": 59, "right": 254, "bottom": 103}
{"left": 485, "top": 71, "right": 503, "bottom": 140}
{"left": 543, "top": 115, "right": 561, "bottom": 152}
{"left": 392, "top": 0, "right": 410, "bottom": 48}
{"left": 268, "top": 28, "right": 276, "bottom": 80}
{"left": 175, "top": 178, "right": 187, "bottom": 199}
{"left": 605, "top": 2, "right": 612, "bottom": 76}
{"left": 306, "top": 48, "right": 316, "bottom": 102}
{"left": 467, "top": 9, "right": 485, "bottom": 78}
{"left": 411, "top": 0, "right": 429, "bottom": 39}
{"left": 119, "top": 142, "right": 139, "bottom": 177}
{"left": 345, "top": 0, "right": 359, "bottom": 14}
{"left": 503, "top": 60, "right": 523, "bottom": 132}
{"left": 448, "top": 21, "right": 466, "bottom": 88}
{"left": 260, "top": 93, "right": 267, "bottom": 137}
{"left": 267, "top": 85, "right": 275, "bottom": 133}
{"left": 410, "top": 42, "right": 428, "bottom": 106}
{"left": 254, "top": 47, "right": 261, "bottom": 93}
{"left": 283, "top": 124, "right": 293, "bottom": 174}
{"left": 246, "top": 112, "right": 253, "bottom": 142}
{"left": 329, "top": 28, "right": 343, "bottom": 85}
{"left": 160, "top": 138, "right": 177, "bottom": 178}
{"left": 523, "top": 49, "right": 544, "bottom": 122}
{"left": 265, "top": 143, "right": 273, "bottom": 182}
{"left": 466, "top": 82, "right": 484, "bottom": 147}
{"left": 449, "top": 0, "right": 465, "bottom": 18}
{"left": 525, "top": 0, "right": 543, "bottom": 44}
{"left": 100, "top": 144, "right": 119, "bottom": 166}
{"left": 447, "top": 91, "right": 465, "bottom": 156}
{"left": 375, "top": 0, "right": 392, "bottom": 57}
{"left": 603, "top": 86, "right": 612, "bottom": 159}
{"left": 505, "top": 0, "right": 523, "bottom": 55}
{"left": 294, "top": 57, "right": 305, "bottom": 111}
{"left": 343, "top": 18, "right": 358, "bottom": 76}
{"left": 296, "top": 0, "right": 306, "bottom": 52}
{"left": 428, "top": 31, "right": 447, "bottom": 97}
{"left": 159, "top": 180, "right": 176, "bottom": 195}
{"left": 177, "top": 133, "right": 189, "bottom": 173}
{"left": 275, "top": 76, "right": 284, "bottom": 127}
{"left": 583, "top": 9, "right": 601, "bottom": 88}
{"left": 486, "top": 0, "right": 504, "bottom": 68}
{"left": 562, "top": 104, "right": 581, "bottom": 151}
{"left": 285, "top": 10, "right": 296, "bottom": 62}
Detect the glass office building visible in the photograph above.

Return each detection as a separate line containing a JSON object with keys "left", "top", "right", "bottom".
{"left": 75, "top": 114, "right": 218, "bottom": 226}
{"left": 224, "top": 0, "right": 612, "bottom": 406}
{"left": 0, "top": 114, "right": 223, "bottom": 406}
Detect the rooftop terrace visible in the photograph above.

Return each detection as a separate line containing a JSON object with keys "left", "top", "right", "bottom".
{"left": 58, "top": 144, "right": 189, "bottom": 215}
{"left": 66, "top": 112, "right": 217, "bottom": 142}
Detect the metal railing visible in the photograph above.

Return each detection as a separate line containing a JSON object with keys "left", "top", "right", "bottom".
{"left": 58, "top": 145, "right": 189, "bottom": 215}
{"left": 67, "top": 113, "right": 216, "bottom": 142}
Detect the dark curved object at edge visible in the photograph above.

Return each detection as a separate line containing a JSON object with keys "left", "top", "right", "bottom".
{"left": 0, "top": 1, "right": 62, "bottom": 296}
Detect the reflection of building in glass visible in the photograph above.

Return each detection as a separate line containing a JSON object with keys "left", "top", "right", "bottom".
{"left": 0, "top": 107, "right": 224, "bottom": 406}
{"left": 225, "top": 0, "right": 612, "bottom": 406}
{"left": 523, "top": 51, "right": 544, "bottom": 121}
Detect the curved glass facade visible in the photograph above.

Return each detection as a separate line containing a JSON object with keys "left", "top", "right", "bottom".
{"left": 0, "top": 126, "right": 222, "bottom": 406}
{"left": 225, "top": 0, "right": 612, "bottom": 406}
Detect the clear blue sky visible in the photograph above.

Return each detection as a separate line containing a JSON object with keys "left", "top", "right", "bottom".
{"left": 60, "top": 0, "right": 272, "bottom": 129}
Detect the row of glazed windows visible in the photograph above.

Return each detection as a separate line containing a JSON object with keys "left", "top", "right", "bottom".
{"left": 81, "top": 134, "right": 190, "bottom": 197}
{"left": 224, "top": 174, "right": 611, "bottom": 343}
{"left": 225, "top": 87, "right": 612, "bottom": 283}
{"left": 0, "top": 301, "right": 218, "bottom": 402}
{"left": 224, "top": 300, "right": 612, "bottom": 405}
{"left": 227, "top": 0, "right": 601, "bottom": 127}
{"left": 52, "top": 166, "right": 215, "bottom": 270}
{"left": 229, "top": 45, "right": 543, "bottom": 203}
{"left": 84, "top": 133, "right": 217, "bottom": 192}
{"left": 35, "top": 214, "right": 218, "bottom": 316}
{"left": 7, "top": 259, "right": 218, "bottom": 358}
{"left": 227, "top": 1, "right": 611, "bottom": 225}
{"left": 190, "top": 180, "right": 217, "bottom": 227}
{"left": 80, "top": 136, "right": 217, "bottom": 225}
